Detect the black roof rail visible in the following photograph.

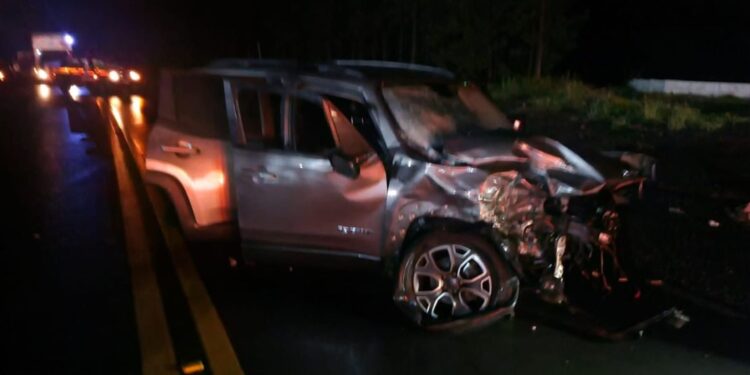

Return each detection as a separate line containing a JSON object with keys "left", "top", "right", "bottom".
{"left": 329, "top": 60, "right": 454, "bottom": 79}
{"left": 204, "top": 58, "right": 456, "bottom": 81}
{"left": 315, "top": 63, "right": 366, "bottom": 78}
{"left": 207, "top": 58, "right": 301, "bottom": 69}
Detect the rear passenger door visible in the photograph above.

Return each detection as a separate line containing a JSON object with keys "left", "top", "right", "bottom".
{"left": 145, "top": 73, "right": 234, "bottom": 227}
{"left": 231, "top": 83, "right": 387, "bottom": 259}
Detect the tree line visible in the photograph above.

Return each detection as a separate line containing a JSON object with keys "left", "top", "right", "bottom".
{"left": 240, "top": 0, "right": 586, "bottom": 81}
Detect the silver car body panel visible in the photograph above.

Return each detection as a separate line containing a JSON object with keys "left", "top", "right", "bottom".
{"left": 382, "top": 156, "right": 491, "bottom": 256}
{"left": 229, "top": 75, "right": 390, "bottom": 257}
{"left": 145, "top": 124, "right": 234, "bottom": 227}
{"left": 233, "top": 147, "right": 387, "bottom": 256}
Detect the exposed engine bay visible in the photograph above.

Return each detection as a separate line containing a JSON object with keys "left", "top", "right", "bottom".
{"left": 469, "top": 137, "right": 687, "bottom": 336}
{"left": 390, "top": 133, "right": 688, "bottom": 336}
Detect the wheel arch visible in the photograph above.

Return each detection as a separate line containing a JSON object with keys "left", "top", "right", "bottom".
{"left": 144, "top": 170, "right": 198, "bottom": 234}
{"left": 389, "top": 215, "right": 521, "bottom": 331}
{"left": 384, "top": 215, "right": 519, "bottom": 278}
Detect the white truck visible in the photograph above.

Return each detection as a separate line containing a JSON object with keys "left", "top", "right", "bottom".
{"left": 30, "top": 32, "right": 75, "bottom": 82}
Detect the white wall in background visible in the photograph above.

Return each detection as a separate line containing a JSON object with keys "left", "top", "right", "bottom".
{"left": 630, "top": 79, "right": 750, "bottom": 99}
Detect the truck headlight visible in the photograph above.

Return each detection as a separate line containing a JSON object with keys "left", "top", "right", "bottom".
{"left": 35, "top": 68, "right": 50, "bottom": 81}
{"left": 108, "top": 70, "right": 121, "bottom": 82}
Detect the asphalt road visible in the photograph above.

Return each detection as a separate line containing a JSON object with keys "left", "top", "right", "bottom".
{"left": 1, "top": 81, "right": 749, "bottom": 374}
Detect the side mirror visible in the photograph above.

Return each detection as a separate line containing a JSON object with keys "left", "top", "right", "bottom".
{"left": 329, "top": 151, "right": 360, "bottom": 179}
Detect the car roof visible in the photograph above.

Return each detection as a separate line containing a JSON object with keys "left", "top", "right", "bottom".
{"left": 195, "top": 59, "right": 456, "bottom": 84}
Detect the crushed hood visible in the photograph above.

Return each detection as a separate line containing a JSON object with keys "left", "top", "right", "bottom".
{"left": 442, "top": 134, "right": 640, "bottom": 183}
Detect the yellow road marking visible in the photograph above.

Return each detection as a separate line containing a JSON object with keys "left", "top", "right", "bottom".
{"left": 109, "top": 119, "right": 177, "bottom": 375}
{"left": 105, "top": 95, "right": 244, "bottom": 374}
{"left": 148, "top": 188, "right": 245, "bottom": 375}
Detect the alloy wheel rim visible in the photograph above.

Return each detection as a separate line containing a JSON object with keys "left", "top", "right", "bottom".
{"left": 412, "top": 244, "right": 493, "bottom": 319}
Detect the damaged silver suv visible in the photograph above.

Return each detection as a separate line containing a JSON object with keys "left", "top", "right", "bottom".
{"left": 146, "top": 60, "right": 657, "bottom": 331}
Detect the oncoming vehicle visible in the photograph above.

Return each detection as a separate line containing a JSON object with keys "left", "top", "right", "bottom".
{"left": 46, "top": 57, "right": 98, "bottom": 87}
{"left": 32, "top": 57, "right": 143, "bottom": 91}
{"left": 145, "top": 60, "right": 668, "bottom": 331}
{"left": 92, "top": 59, "right": 143, "bottom": 88}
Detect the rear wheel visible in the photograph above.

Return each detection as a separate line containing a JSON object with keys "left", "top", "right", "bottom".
{"left": 395, "top": 232, "right": 516, "bottom": 329}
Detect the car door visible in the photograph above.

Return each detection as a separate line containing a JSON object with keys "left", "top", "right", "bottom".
{"left": 145, "top": 72, "right": 234, "bottom": 227}
{"left": 231, "top": 83, "right": 387, "bottom": 259}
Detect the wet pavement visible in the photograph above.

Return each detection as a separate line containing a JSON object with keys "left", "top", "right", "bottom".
{"left": 0, "top": 83, "right": 139, "bottom": 374}
{"left": 1, "top": 81, "right": 749, "bottom": 374}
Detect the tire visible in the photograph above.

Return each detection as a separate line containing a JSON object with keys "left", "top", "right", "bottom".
{"left": 395, "top": 231, "right": 516, "bottom": 329}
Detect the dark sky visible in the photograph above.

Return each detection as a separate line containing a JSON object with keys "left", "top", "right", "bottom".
{"left": 2, "top": 0, "right": 749, "bottom": 84}
{"left": 567, "top": 0, "right": 750, "bottom": 83}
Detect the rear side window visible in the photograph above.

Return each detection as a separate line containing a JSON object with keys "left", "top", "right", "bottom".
{"left": 236, "top": 89, "right": 283, "bottom": 149}
{"left": 172, "top": 75, "right": 229, "bottom": 139}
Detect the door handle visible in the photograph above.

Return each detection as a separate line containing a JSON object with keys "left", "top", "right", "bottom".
{"left": 161, "top": 140, "right": 199, "bottom": 156}
{"left": 241, "top": 167, "right": 278, "bottom": 183}
{"left": 252, "top": 171, "right": 277, "bottom": 183}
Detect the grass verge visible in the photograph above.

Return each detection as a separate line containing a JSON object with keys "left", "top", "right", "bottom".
{"left": 489, "top": 77, "right": 750, "bottom": 152}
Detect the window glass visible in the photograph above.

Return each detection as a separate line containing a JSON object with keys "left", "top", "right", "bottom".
{"left": 237, "top": 90, "right": 261, "bottom": 140}
{"left": 323, "top": 98, "right": 374, "bottom": 158}
{"left": 292, "top": 96, "right": 336, "bottom": 154}
{"left": 328, "top": 97, "right": 380, "bottom": 143}
{"left": 173, "top": 75, "right": 229, "bottom": 139}
{"left": 237, "top": 89, "right": 282, "bottom": 148}
{"left": 383, "top": 84, "right": 511, "bottom": 150}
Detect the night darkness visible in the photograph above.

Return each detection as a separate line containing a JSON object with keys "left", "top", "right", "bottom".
{"left": 569, "top": 0, "right": 750, "bottom": 83}
{"left": 4, "top": 1, "right": 750, "bottom": 373}
{"left": 2, "top": 0, "right": 750, "bottom": 84}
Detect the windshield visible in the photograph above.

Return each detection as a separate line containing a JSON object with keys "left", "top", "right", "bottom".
{"left": 383, "top": 84, "right": 512, "bottom": 151}
{"left": 91, "top": 59, "right": 119, "bottom": 69}
{"left": 62, "top": 58, "right": 85, "bottom": 67}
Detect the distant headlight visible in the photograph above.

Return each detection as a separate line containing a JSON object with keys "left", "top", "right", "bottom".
{"left": 35, "top": 68, "right": 50, "bottom": 81}
{"left": 0, "top": 71, "right": 5, "bottom": 81}
{"left": 128, "top": 70, "right": 141, "bottom": 82}
{"left": 108, "top": 70, "right": 121, "bottom": 82}
{"left": 68, "top": 85, "right": 82, "bottom": 100}
{"left": 38, "top": 84, "right": 52, "bottom": 100}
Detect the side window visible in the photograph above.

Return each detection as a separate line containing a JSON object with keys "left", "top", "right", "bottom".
{"left": 292, "top": 96, "right": 336, "bottom": 154}
{"left": 324, "top": 97, "right": 378, "bottom": 158}
{"left": 173, "top": 75, "right": 229, "bottom": 139}
{"left": 323, "top": 99, "right": 374, "bottom": 158}
{"left": 236, "top": 89, "right": 283, "bottom": 149}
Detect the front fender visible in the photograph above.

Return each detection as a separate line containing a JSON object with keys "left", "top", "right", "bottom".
{"left": 383, "top": 215, "right": 525, "bottom": 281}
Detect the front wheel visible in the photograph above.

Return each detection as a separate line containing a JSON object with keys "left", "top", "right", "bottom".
{"left": 394, "top": 232, "right": 517, "bottom": 330}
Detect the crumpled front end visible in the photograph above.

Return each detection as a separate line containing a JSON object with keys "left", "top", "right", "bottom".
{"left": 386, "top": 156, "right": 524, "bottom": 329}
{"left": 472, "top": 137, "right": 654, "bottom": 301}
{"left": 388, "top": 134, "right": 676, "bottom": 333}
{"left": 477, "top": 169, "right": 572, "bottom": 302}
{"left": 471, "top": 140, "right": 687, "bottom": 337}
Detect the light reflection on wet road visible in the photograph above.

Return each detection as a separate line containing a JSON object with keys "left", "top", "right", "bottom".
{"left": 1, "top": 83, "right": 140, "bottom": 374}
